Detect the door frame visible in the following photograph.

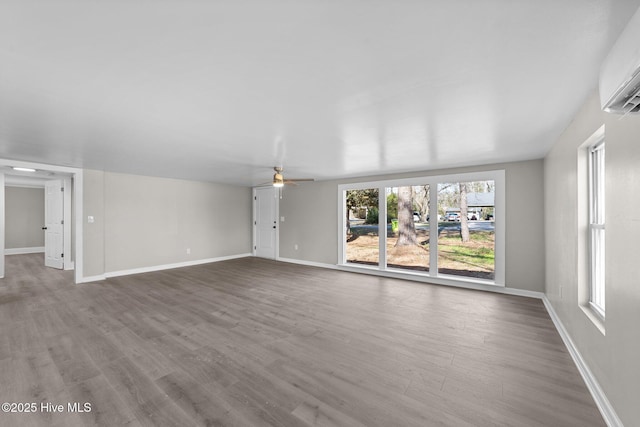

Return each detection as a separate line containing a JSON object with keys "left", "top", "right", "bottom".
{"left": 252, "top": 186, "right": 279, "bottom": 260}
{"left": 0, "top": 159, "right": 83, "bottom": 283}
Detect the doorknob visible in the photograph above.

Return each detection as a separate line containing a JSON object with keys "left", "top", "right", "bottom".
{"left": 42, "top": 227, "right": 48, "bottom": 230}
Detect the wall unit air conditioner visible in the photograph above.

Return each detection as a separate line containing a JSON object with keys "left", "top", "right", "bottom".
{"left": 599, "top": 6, "right": 640, "bottom": 114}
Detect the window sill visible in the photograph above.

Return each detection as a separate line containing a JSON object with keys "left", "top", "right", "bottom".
{"left": 580, "top": 304, "right": 606, "bottom": 336}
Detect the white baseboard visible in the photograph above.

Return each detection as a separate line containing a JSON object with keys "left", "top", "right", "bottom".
{"left": 79, "top": 274, "right": 107, "bottom": 284}
{"left": 497, "top": 287, "right": 545, "bottom": 299}
{"left": 542, "top": 296, "right": 622, "bottom": 427}
{"left": 5, "top": 246, "right": 45, "bottom": 255}
{"left": 84, "top": 253, "right": 253, "bottom": 282}
{"left": 276, "top": 257, "right": 339, "bottom": 270}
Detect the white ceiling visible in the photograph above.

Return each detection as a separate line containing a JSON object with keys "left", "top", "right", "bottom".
{"left": 1, "top": 1, "right": 639, "bottom": 186}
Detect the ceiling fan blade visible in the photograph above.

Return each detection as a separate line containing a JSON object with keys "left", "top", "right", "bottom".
{"left": 262, "top": 166, "right": 315, "bottom": 187}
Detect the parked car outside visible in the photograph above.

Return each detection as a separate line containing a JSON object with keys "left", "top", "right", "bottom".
{"left": 446, "top": 212, "right": 459, "bottom": 221}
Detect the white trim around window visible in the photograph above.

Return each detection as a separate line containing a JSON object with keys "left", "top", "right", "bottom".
{"left": 338, "top": 170, "right": 505, "bottom": 288}
{"left": 588, "top": 139, "right": 605, "bottom": 319}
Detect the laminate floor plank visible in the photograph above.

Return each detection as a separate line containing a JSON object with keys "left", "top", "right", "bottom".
{"left": 155, "top": 370, "right": 245, "bottom": 427}
{"left": 66, "top": 375, "right": 141, "bottom": 427}
{"left": 7, "top": 317, "right": 41, "bottom": 354}
{"left": 45, "top": 334, "right": 102, "bottom": 387}
{"left": 0, "top": 254, "right": 605, "bottom": 426}
{"left": 106, "top": 329, "right": 176, "bottom": 381}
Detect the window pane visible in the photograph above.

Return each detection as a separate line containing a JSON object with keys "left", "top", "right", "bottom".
{"left": 437, "top": 181, "right": 495, "bottom": 280}
{"left": 345, "top": 188, "right": 379, "bottom": 266}
{"left": 590, "top": 143, "right": 605, "bottom": 224}
{"left": 590, "top": 226, "right": 605, "bottom": 313}
{"left": 386, "top": 185, "right": 430, "bottom": 272}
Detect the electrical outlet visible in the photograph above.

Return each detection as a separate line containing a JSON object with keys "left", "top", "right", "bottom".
{"left": 186, "top": 248, "right": 191, "bottom": 255}
{"left": 294, "top": 244, "right": 299, "bottom": 250}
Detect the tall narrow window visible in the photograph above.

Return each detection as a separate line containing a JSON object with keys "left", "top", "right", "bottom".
{"left": 588, "top": 141, "right": 605, "bottom": 318}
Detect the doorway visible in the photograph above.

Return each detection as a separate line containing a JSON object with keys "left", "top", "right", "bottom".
{"left": 4, "top": 175, "right": 71, "bottom": 271}
{"left": 0, "top": 159, "right": 83, "bottom": 282}
{"left": 253, "top": 186, "right": 279, "bottom": 259}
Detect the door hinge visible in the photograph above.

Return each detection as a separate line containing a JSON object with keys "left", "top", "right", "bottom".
{"left": 254, "top": 246, "right": 257, "bottom": 250}
{"left": 60, "top": 187, "right": 64, "bottom": 192}
{"left": 61, "top": 220, "right": 64, "bottom": 225}
{"left": 254, "top": 196, "right": 257, "bottom": 200}
{"left": 61, "top": 253, "right": 64, "bottom": 258}
{"left": 254, "top": 221, "right": 257, "bottom": 225}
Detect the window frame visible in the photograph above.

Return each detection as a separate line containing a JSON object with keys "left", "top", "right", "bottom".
{"left": 338, "top": 170, "right": 505, "bottom": 288}
{"left": 588, "top": 140, "right": 605, "bottom": 319}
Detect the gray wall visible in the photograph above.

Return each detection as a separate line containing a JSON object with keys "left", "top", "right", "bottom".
{"left": 279, "top": 159, "right": 545, "bottom": 292}
{"left": 83, "top": 170, "right": 105, "bottom": 277}
{"left": 83, "top": 170, "right": 252, "bottom": 277}
{"left": 544, "top": 91, "right": 640, "bottom": 425}
{"left": 5, "top": 186, "right": 45, "bottom": 249}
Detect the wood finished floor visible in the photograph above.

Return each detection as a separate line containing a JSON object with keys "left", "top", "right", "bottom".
{"left": 0, "top": 254, "right": 604, "bottom": 427}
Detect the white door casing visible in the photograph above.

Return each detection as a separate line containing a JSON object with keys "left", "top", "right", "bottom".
{"left": 254, "top": 187, "right": 278, "bottom": 259}
{"left": 0, "top": 173, "right": 4, "bottom": 278}
{"left": 45, "top": 179, "right": 64, "bottom": 269}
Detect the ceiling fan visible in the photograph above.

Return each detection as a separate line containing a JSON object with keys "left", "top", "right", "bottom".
{"left": 263, "top": 166, "right": 314, "bottom": 187}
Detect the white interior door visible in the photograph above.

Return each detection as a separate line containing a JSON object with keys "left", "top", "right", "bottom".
{"left": 254, "top": 187, "right": 278, "bottom": 259}
{"left": 44, "top": 179, "right": 64, "bottom": 269}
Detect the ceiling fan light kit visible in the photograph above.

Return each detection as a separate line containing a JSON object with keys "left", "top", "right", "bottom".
{"left": 269, "top": 166, "right": 314, "bottom": 188}
{"left": 273, "top": 167, "right": 285, "bottom": 187}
